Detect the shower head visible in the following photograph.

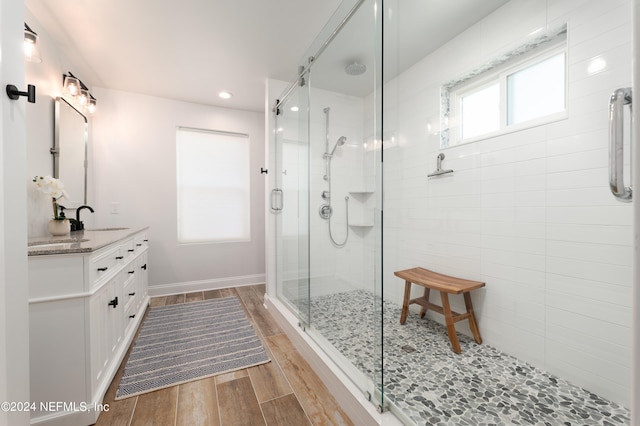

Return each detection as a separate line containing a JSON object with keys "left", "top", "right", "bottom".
{"left": 329, "top": 136, "right": 347, "bottom": 156}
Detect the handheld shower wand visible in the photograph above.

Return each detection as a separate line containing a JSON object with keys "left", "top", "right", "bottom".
{"left": 328, "top": 136, "right": 347, "bottom": 157}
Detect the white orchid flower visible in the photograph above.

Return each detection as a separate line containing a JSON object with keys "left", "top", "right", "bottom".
{"left": 33, "top": 175, "right": 69, "bottom": 219}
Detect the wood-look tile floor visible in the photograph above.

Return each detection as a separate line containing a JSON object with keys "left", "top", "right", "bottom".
{"left": 95, "top": 285, "right": 354, "bottom": 426}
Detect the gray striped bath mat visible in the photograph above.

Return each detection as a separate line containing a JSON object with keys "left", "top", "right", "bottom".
{"left": 116, "top": 296, "right": 270, "bottom": 399}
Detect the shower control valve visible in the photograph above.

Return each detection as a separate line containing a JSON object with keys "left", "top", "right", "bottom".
{"left": 319, "top": 204, "right": 333, "bottom": 219}
{"left": 321, "top": 190, "right": 331, "bottom": 200}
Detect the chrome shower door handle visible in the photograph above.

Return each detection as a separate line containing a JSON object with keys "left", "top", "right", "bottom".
{"left": 271, "top": 188, "right": 283, "bottom": 212}
{"left": 609, "top": 87, "right": 633, "bottom": 201}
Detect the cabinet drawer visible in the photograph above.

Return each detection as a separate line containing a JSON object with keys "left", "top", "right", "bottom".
{"left": 90, "top": 245, "right": 123, "bottom": 289}
{"left": 121, "top": 238, "right": 136, "bottom": 260}
{"left": 124, "top": 302, "right": 140, "bottom": 336}
{"left": 128, "top": 233, "right": 148, "bottom": 258}
{"left": 134, "top": 231, "right": 149, "bottom": 249}
{"left": 133, "top": 231, "right": 149, "bottom": 247}
{"left": 123, "top": 276, "right": 137, "bottom": 311}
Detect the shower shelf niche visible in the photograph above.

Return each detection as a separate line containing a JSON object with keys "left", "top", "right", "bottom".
{"left": 348, "top": 183, "right": 375, "bottom": 194}
{"left": 349, "top": 222, "right": 374, "bottom": 228}
{"left": 348, "top": 190, "right": 375, "bottom": 228}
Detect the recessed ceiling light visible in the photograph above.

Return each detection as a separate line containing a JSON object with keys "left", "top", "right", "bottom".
{"left": 290, "top": 106, "right": 299, "bottom": 112}
{"left": 218, "top": 91, "right": 233, "bottom": 99}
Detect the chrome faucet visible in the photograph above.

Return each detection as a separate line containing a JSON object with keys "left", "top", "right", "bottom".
{"left": 72, "top": 205, "right": 94, "bottom": 231}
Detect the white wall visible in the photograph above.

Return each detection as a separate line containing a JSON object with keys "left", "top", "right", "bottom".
{"left": 24, "top": 8, "right": 96, "bottom": 237}
{"left": 92, "top": 88, "right": 266, "bottom": 292}
{"left": 382, "top": 0, "right": 632, "bottom": 407}
{"left": 24, "top": 7, "right": 266, "bottom": 294}
{"left": 308, "top": 88, "right": 370, "bottom": 295}
{"left": 267, "top": 78, "right": 376, "bottom": 301}
{"left": 1, "top": 1, "right": 30, "bottom": 424}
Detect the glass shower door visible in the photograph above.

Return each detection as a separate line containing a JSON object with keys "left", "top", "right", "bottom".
{"left": 299, "top": 0, "right": 385, "bottom": 409}
{"left": 274, "top": 81, "right": 311, "bottom": 327}
{"left": 273, "top": 0, "right": 385, "bottom": 414}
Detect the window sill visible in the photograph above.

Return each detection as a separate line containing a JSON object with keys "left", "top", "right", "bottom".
{"left": 444, "top": 110, "right": 568, "bottom": 149}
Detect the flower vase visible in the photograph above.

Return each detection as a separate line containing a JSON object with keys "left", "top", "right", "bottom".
{"left": 48, "top": 219, "right": 70, "bottom": 236}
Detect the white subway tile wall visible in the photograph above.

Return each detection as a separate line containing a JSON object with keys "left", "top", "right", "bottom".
{"left": 380, "top": 0, "right": 633, "bottom": 407}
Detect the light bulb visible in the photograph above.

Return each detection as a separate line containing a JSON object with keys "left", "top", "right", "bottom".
{"left": 24, "top": 40, "right": 35, "bottom": 58}
{"left": 79, "top": 89, "right": 89, "bottom": 105}
{"left": 64, "top": 76, "right": 80, "bottom": 96}
{"left": 23, "top": 28, "right": 41, "bottom": 63}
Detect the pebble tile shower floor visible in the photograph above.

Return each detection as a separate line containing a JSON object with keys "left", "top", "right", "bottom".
{"left": 308, "top": 290, "right": 630, "bottom": 425}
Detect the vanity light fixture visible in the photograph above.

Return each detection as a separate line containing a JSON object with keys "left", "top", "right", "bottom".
{"left": 62, "top": 72, "right": 97, "bottom": 115}
{"left": 63, "top": 74, "right": 80, "bottom": 96}
{"left": 79, "top": 88, "right": 89, "bottom": 106}
{"left": 24, "top": 23, "right": 42, "bottom": 63}
{"left": 88, "top": 95, "right": 97, "bottom": 115}
{"left": 218, "top": 91, "right": 233, "bottom": 99}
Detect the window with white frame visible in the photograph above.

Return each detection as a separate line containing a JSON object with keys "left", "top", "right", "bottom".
{"left": 442, "top": 26, "right": 567, "bottom": 147}
{"left": 176, "top": 127, "right": 250, "bottom": 243}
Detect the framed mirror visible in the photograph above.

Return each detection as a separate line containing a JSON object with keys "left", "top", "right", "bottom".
{"left": 52, "top": 97, "right": 88, "bottom": 208}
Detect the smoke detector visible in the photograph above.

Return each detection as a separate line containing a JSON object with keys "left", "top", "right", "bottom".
{"left": 345, "top": 62, "right": 367, "bottom": 76}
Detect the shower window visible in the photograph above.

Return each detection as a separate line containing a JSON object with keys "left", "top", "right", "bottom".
{"left": 459, "top": 81, "right": 500, "bottom": 140}
{"left": 506, "top": 51, "right": 565, "bottom": 125}
{"left": 176, "top": 127, "right": 251, "bottom": 243}
{"left": 442, "top": 25, "right": 567, "bottom": 147}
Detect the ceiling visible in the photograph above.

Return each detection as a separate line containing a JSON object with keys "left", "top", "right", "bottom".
{"left": 309, "top": 0, "right": 510, "bottom": 98}
{"left": 25, "top": 0, "right": 509, "bottom": 113}
{"left": 25, "top": 0, "right": 343, "bottom": 112}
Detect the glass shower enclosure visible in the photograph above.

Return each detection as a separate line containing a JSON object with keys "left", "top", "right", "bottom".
{"left": 268, "top": 0, "right": 637, "bottom": 424}
{"left": 270, "top": 0, "right": 386, "bottom": 410}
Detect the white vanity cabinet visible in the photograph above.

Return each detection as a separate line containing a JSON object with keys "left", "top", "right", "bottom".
{"left": 28, "top": 228, "right": 149, "bottom": 426}
{"left": 88, "top": 271, "right": 124, "bottom": 398}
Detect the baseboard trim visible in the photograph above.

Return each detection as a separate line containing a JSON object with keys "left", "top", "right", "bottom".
{"left": 148, "top": 274, "right": 265, "bottom": 297}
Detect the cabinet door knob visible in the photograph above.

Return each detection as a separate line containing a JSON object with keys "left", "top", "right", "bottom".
{"left": 107, "top": 297, "right": 118, "bottom": 308}
{"left": 129, "top": 292, "right": 136, "bottom": 296}
{"left": 143, "top": 239, "right": 148, "bottom": 242}
{"left": 97, "top": 267, "right": 108, "bottom": 272}
{"left": 129, "top": 314, "right": 136, "bottom": 319}
{"left": 136, "top": 243, "right": 142, "bottom": 246}
{"left": 115, "top": 256, "right": 123, "bottom": 260}
{"left": 128, "top": 249, "right": 134, "bottom": 252}
{"left": 141, "top": 264, "right": 147, "bottom": 270}
{"left": 128, "top": 270, "right": 135, "bottom": 274}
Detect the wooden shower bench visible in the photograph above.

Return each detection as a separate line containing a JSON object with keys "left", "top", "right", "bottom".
{"left": 394, "top": 267, "right": 485, "bottom": 354}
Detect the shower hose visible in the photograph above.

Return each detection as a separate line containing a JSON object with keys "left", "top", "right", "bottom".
{"left": 328, "top": 196, "right": 349, "bottom": 247}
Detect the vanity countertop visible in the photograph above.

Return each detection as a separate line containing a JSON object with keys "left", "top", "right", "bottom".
{"left": 28, "top": 227, "right": 149, "bottom": 256}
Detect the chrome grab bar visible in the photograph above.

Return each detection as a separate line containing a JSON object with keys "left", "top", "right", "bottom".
{"left": 271, "top": 188, "right": 283, "bottom": 212}
{"left": 609, "top": 87, "right": 632, "bottom": 201}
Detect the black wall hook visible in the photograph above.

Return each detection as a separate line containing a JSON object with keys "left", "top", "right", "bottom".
{"left": 6, "top": 84, "right": 36, "bottom": 103}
